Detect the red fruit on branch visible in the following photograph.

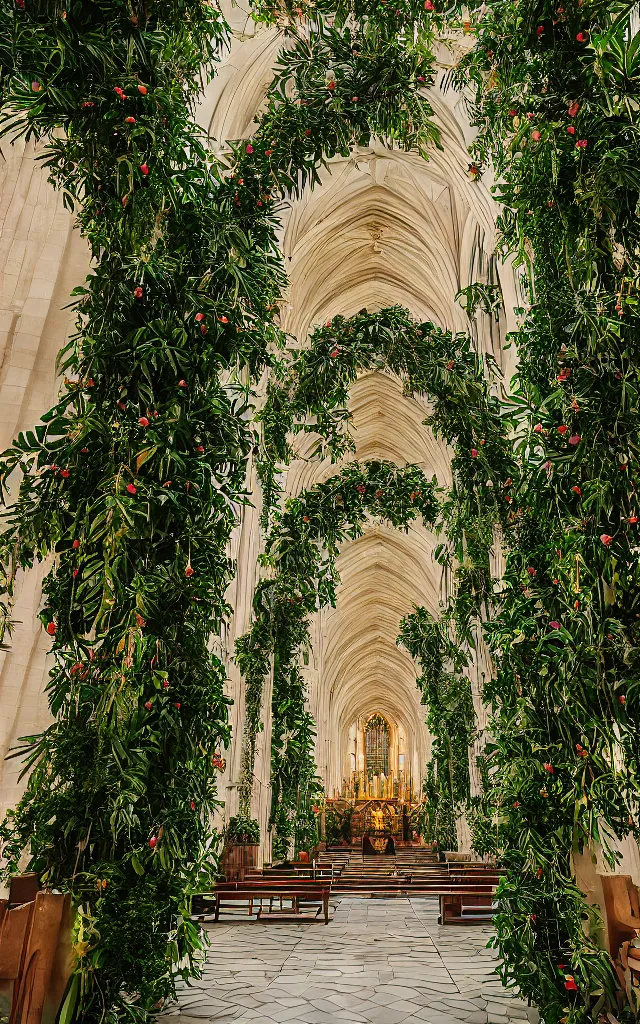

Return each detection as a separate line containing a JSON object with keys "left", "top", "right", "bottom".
{"left": 572, "top": 485, "right": 582, "bottom": 495}
{"left": 549, "top": 620, "right": 561, "bottom": 629}
{"left": 575, "top": 31, "right": 588, "bottom": 42}
{"left": 125, "top": 116, "right": 136, "bottom": 124}
{"left": 178, "top": 379, "right": 187, "bottom": 387}
{"left": 174, "top": 702, "right": 181, "bottom": 709}
{"left": 424, "top": 0, "right": 434, "bottom": 8}
{"left": 60, "top": 469, "right": 70, "bottom": 478}
{"left": 629, "top": 516, "right": 638, "bottom": 524}
{"left": 185, "top": 565, "right": 195, "bottom": 577}
{"left": 217, "top": 315, "right": 229, "bottom": 323}
{"left": 149, "top": 836, "right": 157, "bottom": 848}
{"left": 330, "top": 349, "right": 340, "bottom": 358}
{"left": 305, "top": 128, "right": 312, "bottom": 136}
{"left": 138, "top": 416, "right": 150, "bottom": 427}
{"left": 557, "top": 424, "right": 568, "bottom": 434}
{"left": 245, "top": 143, "right": 254, "bottom": 154}
{"left": 534, "top": 423, "right": 543, "bottom": 433}
{"left": 564, "top": 977, "right": 578, "bottom": 991}
{"left": 446, "top": 360, "right": 455, "bottom": 369}
{"left": 568, "top": 434, "right": 581, "bottom": 445}
{"left": 127, "top": 483, "right": 137, "bottom": 494}
{"left": 543, "top": 763, "right": 554, "bottom": 773}
{"left": 194, "top": 313, "right": 205, "bottom": 322}
{"left": 619, "top": 695, "right": 626, "bottom": 705}
{"left": 140, "top": 163, "right": 149, "bottom": 175}
{"left": 200, "top": 324, "right": 208, "bottom": 334}
{"left": 31, "top": 81, "right": 41, "bottom": 92}
{"left": 328, "top": 81, "right": 335, "bottom": 91}
{"left": 145, "top": 701, "right": 153, "bottom": 710}
{"left": 567, "top": 126, "right": 575, "bottom": 135}
{"left": 536, "top": 24, "right": 544, "bottom": 35}
{"left": 46, "top": 622, "right": 56, "bottom": 635}
{"left": 73, "top": 568, "right": 79, "bottom": 578}
{"left": 190, "top": 800, "right": 196, "bottom": 810}
{"left": 72, "top": 538, "right": 81, "bottom": 549}
{"left": 600, "top": 534, "right": 613, "bottom": 546}
{"left": 508, "top": 109, "right": 517, "bottom": 116}
{"left": 163, "top": 481, "right": 171, "bottom": 487}
{"left": 114, "top": 87, "right": 124, "bottom": 97}
{"left": 471, "top": 448, "right": 478, "bottom": 457}
{"left": 357, "top": 484, "right": 366, "bottom": 494}
{"left": 133, "top": 286, "right": 143, "bottom": 299}
{"left": 138, "top": 85, "right": 148, "bottom": 95}
{"left": 568, "top": 100, "right": 579, "bottom": 116}
{"left": 576, "top": 139, "right": 588, "bottom": 149}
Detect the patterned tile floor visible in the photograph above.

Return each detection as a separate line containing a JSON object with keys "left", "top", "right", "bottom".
{"left": 162, "top": 897, "right": 539, "bottom": 1024}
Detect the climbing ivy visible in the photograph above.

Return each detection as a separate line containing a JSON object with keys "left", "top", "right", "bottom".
{"left": 235, "top": 460, "right": 440, "bottom": 857}
{"left": 0, "top": 1, "right": 452, "bottom": 1020}
{"left": 397, "top": 605, "right": 476, "bottom": 848}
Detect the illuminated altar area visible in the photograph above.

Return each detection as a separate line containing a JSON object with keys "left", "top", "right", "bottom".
{"left": 336, "top": 712, "right": 417, "bottom": 803}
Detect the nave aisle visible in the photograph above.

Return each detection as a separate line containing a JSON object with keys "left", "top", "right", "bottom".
{"left": 163, "top": 898, "right": 538, "bottom": 1024}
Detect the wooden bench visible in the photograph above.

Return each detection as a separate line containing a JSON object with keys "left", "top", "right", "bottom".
{"left": 196, "top": 883, "right": 332, "bottom": 924}
{"left": 439, "top": 889, "right": 496, "bottom": 924}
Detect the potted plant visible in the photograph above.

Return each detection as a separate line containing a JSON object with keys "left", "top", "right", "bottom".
{"left": 221, "top": 816, "right": 260, "bottom": 880}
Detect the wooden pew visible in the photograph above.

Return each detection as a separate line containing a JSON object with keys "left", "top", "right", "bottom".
{"left": 212, "top": 883, "right": 331, "bottom": 924}
{"left": 439, "top": 888, "right": 497, "bottom": 924}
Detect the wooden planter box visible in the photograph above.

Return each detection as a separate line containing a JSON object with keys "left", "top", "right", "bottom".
{"left": 221, "top": 843, "right": 260, "bottom": 881}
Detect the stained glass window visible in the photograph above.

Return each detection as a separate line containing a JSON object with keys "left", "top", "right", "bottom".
{"left": 365, "top": 714, "right": 390, "bottom": 778}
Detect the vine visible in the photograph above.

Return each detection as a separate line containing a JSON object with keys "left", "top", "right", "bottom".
{"left": 235, "top": 460, "right": 440, "bottom": 857}
{"left": 0, "top": 1, "right": 456, "bottom": 1020}
{"left": 397, "top": 605, "right": 476, "bottom": 849}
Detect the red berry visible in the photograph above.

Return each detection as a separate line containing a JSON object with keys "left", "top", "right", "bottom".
{"left": 149, "top": 836, "right": 157, "bottom": 848}
{"left": 245, "top": 144, "right": 254, "bottom": 154}
{"left": 600, "top": 534, "right": 613, "bottom": 546}
{"left": 330, "top": 349, "right": 339, "bottom": 358}
{"left": 185, "top": 565, "right": 195, "bottom": 577}
{"left": 568, "top": 434, "right": 581, "bottom": 445}
{"left": 133, "top": 286, "right": 143, "bottom": 299}
{"left": 31, "top": 81, "right": 41, "bottom": 92}
{"left": 140, "top": 163, "right": 149, "bottom": 175}
{"left": 629, "top": 516, "right": 638, "bottom": 524}
{"left": 60, "top": 469, "right": 70, "bottom": 478}
{"left": 568, "top": 100, "right": 579, "bottom": 116}
{"left": 217, "top": 315, "right": 229, "bottom": 324}
{"left": 576, "top": 31, "right": 587, "bottom": 42}
{"left": 138, "top": 416, "right": 150, "bottom": 427}
{"left": 190, "top": 800, "right": 196, "bottom": 810}
{"left": 174, "top": 702, "right": 181, "bottom": 709}
{"left": 127, "top": 483, "right": 137, "bottom": 495}
{"left": 534, "top": 423, "right": 544, "bottom": 433}
{"left": 46, "top": 622, "right": 56, "bottom": 635}
{"left": 471, "top": 448, "right": 478, "bottom": 458}
{"left": 125, "top": 116, "right": 136, "bottom": 124}
{"left": 567, "top": 126, "right": 576, "bottom": 135}
{"left": 572, "top": 486, "right": 582, "bottom": 495}
{"left": 557, "top": 425, "right": 568, "bottom": 435}
{"left": 195, "top": 313, "right": 205, "bottom": 322}
{"left": 145, "top": 701, "right": 153, "bottom": 710}
{"left": 138, "top": 85, "right": 148, "bottom": 95}
{"left": 328, "top": 81, "right": 335, "bottom": 91}
{"left": 72, "top": 538, "right": 81, "bottom": 549}
{"left": 543, "top": 762, "right": 554, "bottom": 773}
{"left": 73, "top": 568, "right": 79, "bottom": 578}
{"left": 178, "top": 379, "right": 187, "bottom": 386}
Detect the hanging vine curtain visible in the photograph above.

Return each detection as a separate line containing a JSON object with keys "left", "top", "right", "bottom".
{"left": 365, "top": 714, "right": 390, "bottom": 779}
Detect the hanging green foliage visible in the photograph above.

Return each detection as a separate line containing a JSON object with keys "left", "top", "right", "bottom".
{"left": 398, "top": 605, "right": 476, "bottom": 847}
{"left": 236, "top": 460, "right": 440, "bottom": 856}
{"left": 0, "top": 0, "right": 451, "bottom": 1019}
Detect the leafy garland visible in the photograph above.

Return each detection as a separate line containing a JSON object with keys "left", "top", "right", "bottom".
{"left": 397, "top": 606, "right": 476, "bottom": 850}
{"left": 0, "top": 1, "right": 452, "bottom": 1020}
{"left": 449, "top": 1, "right": 640, "bottom": 1020}
{"left": 236, "top": 460, "right": 439, "bottom": 858}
